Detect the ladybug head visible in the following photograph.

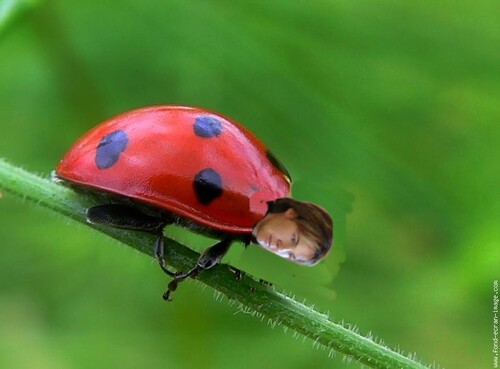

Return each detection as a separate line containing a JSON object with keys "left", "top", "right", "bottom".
{"left": 251, "top": 198, "right": 333, "bottom": 265}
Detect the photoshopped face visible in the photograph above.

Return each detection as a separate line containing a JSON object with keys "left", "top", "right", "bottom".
{"left": 252, "top": 208, "right": 318, "bottom": 265}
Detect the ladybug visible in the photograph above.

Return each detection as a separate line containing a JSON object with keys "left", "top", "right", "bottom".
{"left": 56, "top": 106, "right": 333, "bottom": 300}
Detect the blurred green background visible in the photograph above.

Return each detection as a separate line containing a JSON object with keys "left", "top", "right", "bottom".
{"left": 1, "top": 1, "right": 498, "bottom": 368}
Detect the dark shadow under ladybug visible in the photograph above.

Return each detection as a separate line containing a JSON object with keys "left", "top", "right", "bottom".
{"left": 86, "top": 202, "right": 234, "bottom": 300}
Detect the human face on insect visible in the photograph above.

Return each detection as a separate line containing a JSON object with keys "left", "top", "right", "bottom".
{"left": 253, "top": 208, "right": 317, "bottom": 264}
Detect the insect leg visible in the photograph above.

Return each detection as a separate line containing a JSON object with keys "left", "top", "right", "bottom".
{"left": 163, "top": 238, "right": 232, "bottom": 301}
{"left": 86, "top": 204, "right": 175, "bottom": 276}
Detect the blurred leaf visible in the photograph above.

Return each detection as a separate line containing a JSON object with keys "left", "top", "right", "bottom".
{"left": 0, "top": 0, "right": 40, "bottom": 37}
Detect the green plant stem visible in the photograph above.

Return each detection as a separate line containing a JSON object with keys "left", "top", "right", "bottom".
{"left": 0, "top": 158, "right": 433, "bottom": 369}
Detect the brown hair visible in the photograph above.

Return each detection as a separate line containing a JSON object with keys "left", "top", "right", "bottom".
{"left": 267, "top": 198, "right": 333, "bottom": 264}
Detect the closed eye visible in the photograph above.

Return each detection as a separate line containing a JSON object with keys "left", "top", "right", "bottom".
{"left": 291, "top": 234, "right": 299, "bottom": 245}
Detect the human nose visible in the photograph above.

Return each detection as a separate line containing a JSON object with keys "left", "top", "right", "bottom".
{"left": 272, "top": 238, "right": 293, "bottom": 249}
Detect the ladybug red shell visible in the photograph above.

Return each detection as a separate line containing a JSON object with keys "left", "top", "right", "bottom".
{"left": 56, "top": 106, "right": 291, "bottom": 234}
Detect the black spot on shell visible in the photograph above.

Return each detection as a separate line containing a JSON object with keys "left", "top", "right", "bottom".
{"left": 193, "top": 168, "right": 223, "bottom": 205}
{"left": 266, "top": 150, "right": 292, "bottom": 182}
{"left": 95, "top": 130, "right": 128, "bottom": 169}
{"left": 193, "top": 116, "right": 223, "bottom": 138}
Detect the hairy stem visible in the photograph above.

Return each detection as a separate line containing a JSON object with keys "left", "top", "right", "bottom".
{"left": 0, "top": 158, "right": 433, "bottom": 369}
